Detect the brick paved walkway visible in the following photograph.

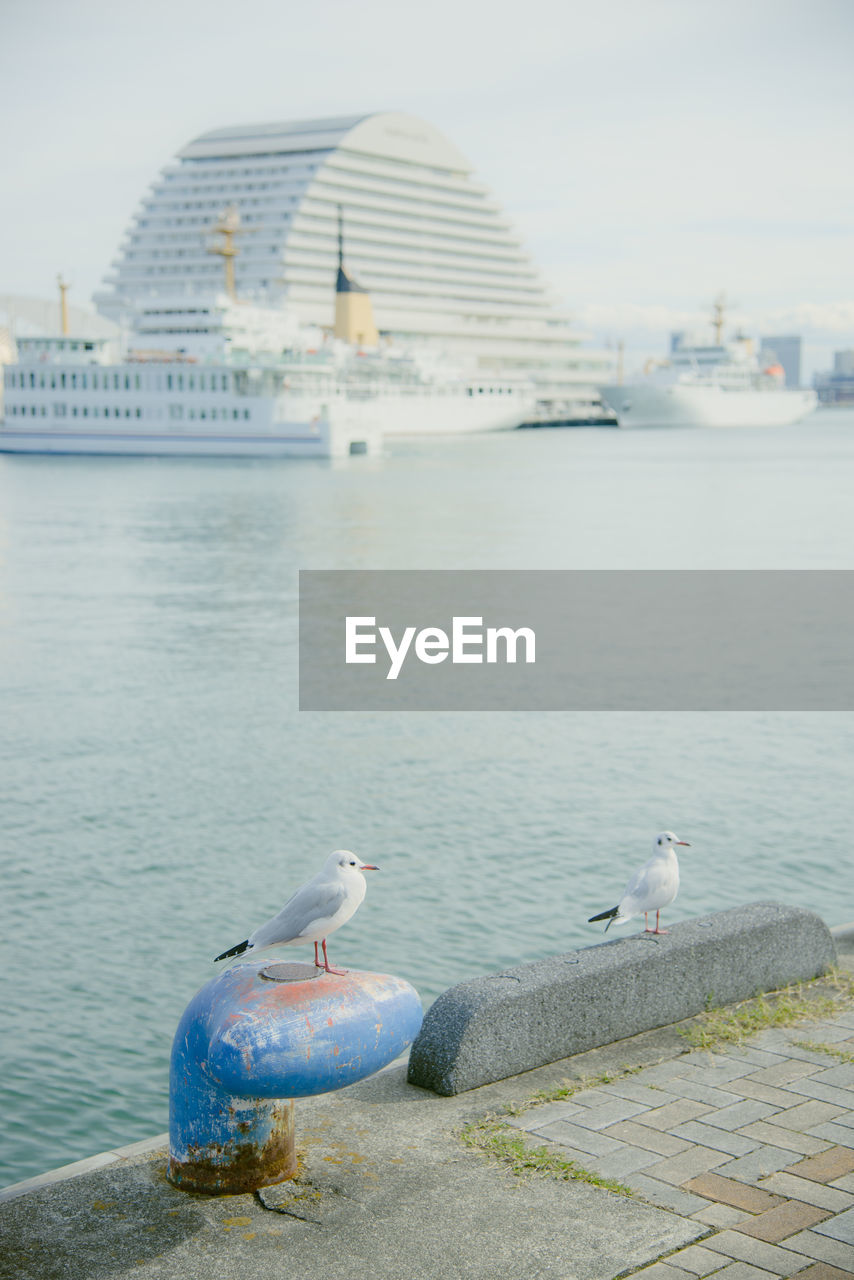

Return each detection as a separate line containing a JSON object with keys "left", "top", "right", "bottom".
{"left": 507, "top": 1009, "right": 854, "bottom": 1278}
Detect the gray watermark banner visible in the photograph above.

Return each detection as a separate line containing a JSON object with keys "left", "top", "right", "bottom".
{"left": 299, "top": 570, "right": 854, "bottom": 711}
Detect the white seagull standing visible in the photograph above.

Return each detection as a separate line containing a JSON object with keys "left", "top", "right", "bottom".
{"left": 588, "top": 831, "right": 691, "bottom": 935}
{"left": 214, "top": 850, "right": 379, "bottom": 974}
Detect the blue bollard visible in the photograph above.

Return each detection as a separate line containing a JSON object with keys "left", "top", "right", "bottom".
{"left": 168, "top": 959, "right": 423, "bottom": 1194}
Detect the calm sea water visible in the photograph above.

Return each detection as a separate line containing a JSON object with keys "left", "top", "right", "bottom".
{"left": 2, "top": 410, "right": 854, "bottom": 1187}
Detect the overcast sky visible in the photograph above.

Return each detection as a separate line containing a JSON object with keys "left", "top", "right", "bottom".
{"left": 2, "top": 0, "right": 852, "bottom": 376}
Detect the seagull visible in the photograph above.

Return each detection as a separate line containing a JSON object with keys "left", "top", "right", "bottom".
{"left": 214, "top": 850, "right": 379, "bottom": 974}
{"left": 587, "top": 831, "right": 691, "bottom": 935}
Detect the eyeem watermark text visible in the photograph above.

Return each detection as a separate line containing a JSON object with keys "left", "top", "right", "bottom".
{"left": 345, "top": 615, "right": 536, "bottom": 680}
{"left": 300, "top": 570, "right": 854, "bottom": 710}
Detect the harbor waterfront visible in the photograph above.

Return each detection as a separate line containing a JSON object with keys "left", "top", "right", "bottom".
{"left": 2, "top": 411, "right": 854, "bottom": 1190}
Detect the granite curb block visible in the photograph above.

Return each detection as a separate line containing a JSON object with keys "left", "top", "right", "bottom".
{"left": 408, "top": 903, "right": 837, "bottom": 1095}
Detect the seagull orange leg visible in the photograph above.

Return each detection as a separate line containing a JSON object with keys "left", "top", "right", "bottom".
{"left": 651, "top": 910, "right": 669, "bottom": 935}
{"left": 321, "top": 938, "right": 347, "bottom": 976}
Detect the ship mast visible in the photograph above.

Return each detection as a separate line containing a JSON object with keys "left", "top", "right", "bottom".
{"left": 712, "top": 292, "right": 726, "bottom": 345}
{"left": 57, "top": 274, "right": 70, "bottom": 336}
{"left": 207, "top": 206, "right": 243, "bottom": 299}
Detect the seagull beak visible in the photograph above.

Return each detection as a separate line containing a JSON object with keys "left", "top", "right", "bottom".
{"left": 361, "top": 864, "right": 379, "bottom": 871}
{"left": 676, "top": 841, "right": 691, "bottom": 847}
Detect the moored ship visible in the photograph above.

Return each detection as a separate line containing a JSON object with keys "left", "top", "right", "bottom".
{"left": 599, "top": 298, "right": 817, "bottom": 429}
{"left": 0, "top": 216, "right": 535, "bottom": 457}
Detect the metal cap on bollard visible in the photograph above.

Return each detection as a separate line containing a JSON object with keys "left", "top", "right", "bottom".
{"left": 168, "top": 959, "right": 423, "bottom": 1195}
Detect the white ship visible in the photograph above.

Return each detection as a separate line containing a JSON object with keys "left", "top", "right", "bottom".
{"left": 0, "top": 218, "right": 535, "bottom": 458}
{"left": 599, "top": 298, "right": 817, "bottom": 429}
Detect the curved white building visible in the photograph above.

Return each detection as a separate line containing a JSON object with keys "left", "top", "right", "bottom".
{"left": 96, "top": 112, "right": 611, "bottom": 412}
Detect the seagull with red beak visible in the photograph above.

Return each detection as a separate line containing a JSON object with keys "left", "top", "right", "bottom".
{"left": 588, "top": 831, "right": 691, "bottom": 935}
{"left": 215, "top": 850, "right": 379, "bottom": 974}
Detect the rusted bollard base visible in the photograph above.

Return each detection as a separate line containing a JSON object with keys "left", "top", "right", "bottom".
{"left": 168, "top": 1098, "right": 296, "bottom": 1195}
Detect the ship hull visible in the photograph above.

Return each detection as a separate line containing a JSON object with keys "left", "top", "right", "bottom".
{"left": 0, "top": 426, "right": 345, "bottom": 457}
{"left": 349, "top": 396, "right": 530, "bottom": 437}
{"left": 599, "top": 383, "right": 817, "bottom": 429}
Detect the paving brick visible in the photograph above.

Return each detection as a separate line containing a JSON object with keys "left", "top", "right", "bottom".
{"left": 810, "top": 1125, "right": 854, "bottom": 1148}
{"left": 558, "top": 1085, "right": 612, "bottom": 1105}
{"left": 778, "top": 1045, "right": 847, "bottom": 1066}
{"left": 813, "top": 1208, "right": 854, "bottom": 1246}
{"left": 601, "top": 1120, "right": 691, "bottom": 1156}
{"left": 812, "top": 1065, "right": 854, "bottom": 1088}
{"left": 735, "top": 1199, "right": 832, "bottom": 1243}
{"left": 624, "top": 1171, "right": 713, "bottom": 1216}
{"left": 666, "top": 1243, "right": 736, "bottom": 1275}
{"left": 758, "top": 1172, "right": 854, "bottom": 1212}
{"left": 648, "top": 1145, "right": 730, "bottom": 1186}
{"left": 691, "top": 1203, "right": 754, "bottom": 1229}
{"left": 807, "top": 1023, "right": 854, "bottom": 1044}
{"left": 831, "top": 1174, "right": 854, "bottom": 1194}
{"left": 632, "top": 1264, "right": 695, "bottom": 1280}
{"left": 572, "top": 1143, "right": 662, "bottom": 1181}
{"left": 634, "top": 1062, "right": 696, "bottom": 1088}
{"left": 746, "top": 1062, "right": 822, "bottom": 1087}
{"left": 670, "top": 1121, "right": 760, "bottom": 1157}
{"left": 663, "top": 1078, "right": 747, "bottom": 1109}
{"left": 638, "top": 1099, "right": 715, "bottom": 1131}
{"left": 784, "top": 1231, "right": 854, "bottom": 1269}
{"left": 737, "top": 1079, "right": 809, "bottom": 1108}
{"left": 792, "top": 1263, "right": 854, "bottom": 1280}
{"left": 688, "top": 1051, "right": 749, "bottom": 1070}
{"left": 506, "top": 1101, "right": 585, "bottom": 1130}
{"left": 705, "top": 1100, "right": 781, "bottom": 1131}
{"left": 770, "top": 1101, "right": 847, "bottom": 1132}
{"left": 561, "top": 1087, "right": 616, "bottom": 1108}
{"left": 786, "top": 1081, "right": 854, "bottom": 1108}
{"left": 702, "top": 1229, "right": 815, "bottom": 1272}
{"left": 737, "top": 1121, "right": 832, "bottom": 1156}
{"left": 683, "top": 1173, "right": 784, "bottom": 1213}
{"left": 787, "top": 1148, "right": 854, "bottom": 1184}
{"left": 715, "top": 1146, "right": 800, "bottom": 1184}
{"left": 566, "top": 1097, "right": 650, "bottom": 1130}
{"left": 723, "top": 1046, "right": 790, "bottom": 1069}
{"left": 599, "top": 1081, "right": 681, "bottom": 1108}
{"left": 814, "top": 1112, "right": 854, "bottom": 1132}
{"left": 754, "top": 1029, "right": 827, "bottom": 1052}
{"left": 534, "top": 1119, "right": 624, "bottom": 1156}
{"left": 706, "top": 1265, "right": 787, "bottom": 1280}
{"left": 679, "top": 1059, "right": 756, "bottom": 1085}
{"left": 534, "top": 1140, "right": 608, "bottom": 1171}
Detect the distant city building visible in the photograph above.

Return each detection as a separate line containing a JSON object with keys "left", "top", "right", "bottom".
{"left": 813, "top": 349, "right": 854, "bottom": 404}
{"left": 94, "top": 112, "right": 611, "bottom": 413}
{"left": 759, "top": 335, "right": 802, "bottom": 388}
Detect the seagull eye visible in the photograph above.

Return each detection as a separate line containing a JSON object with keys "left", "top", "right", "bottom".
{"left": 349, "top": 860, "right": 356, "bottom": 866}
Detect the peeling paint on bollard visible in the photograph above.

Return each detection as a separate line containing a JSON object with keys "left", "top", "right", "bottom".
{"left": 168, "top": 960, "right": 422, "bottom": 1195}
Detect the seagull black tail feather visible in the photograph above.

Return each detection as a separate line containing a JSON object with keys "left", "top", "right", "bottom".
{"left": 587, "top": 906, "right": 619, "bottom": 932}
{"left": 214, "top": 938, "right": 251, "bottom": 962}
